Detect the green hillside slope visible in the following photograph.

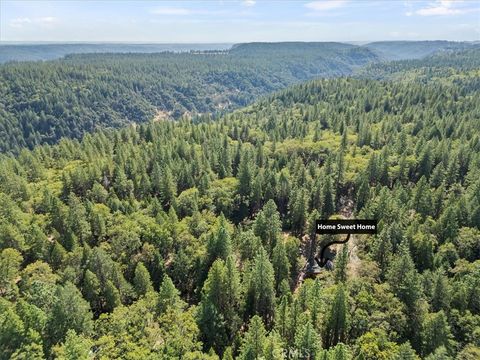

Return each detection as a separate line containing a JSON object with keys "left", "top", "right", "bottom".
{"left": 0, "top": 60, "right": 479, "bottom": 358}
{"left": 0, "top": 42, "right": 379, "bottom": 153}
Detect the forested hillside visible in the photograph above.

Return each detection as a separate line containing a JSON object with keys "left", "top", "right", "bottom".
{"left": 356, "top": 48, "right": 480, "bottom": 81}
{"left": 363, "top": 41, "right": 476, "bottom": 60}
{"left": 1, "top": 61, "right": 479, "bottom": 359}
{"left": 0, "top": 42, "right": 377, "bottom": 153}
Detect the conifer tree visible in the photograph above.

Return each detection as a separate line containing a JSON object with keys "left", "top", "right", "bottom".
{"left": 104, "top": 280, "right": 121, "bottom": 312}
{"left": 324, "top": 285, "right": 348, "bottom": 348}
{"left": 238, "top": 316, "right": 266, "bottom": 360}
{"left": 272, "top": 240, "right": 290, "bottom": 291}
{"left": 157, "top": 274, "right": 181, "bottom": 314}
{"left": 295, "top": 317, "right": 321, "bottom": 359}
{"left": 133, "top": 261, "right": 153, "bottom": 297}
{"left": 422, "top": 311, "right": 453, "bottom": 357}
{"left": 253, "top": 199, "right": 282, "bottom": 253}
{"left": 47, "top": 282, "right": 93, "bottom": 346}
{"left": 247, "top": 247, "right": 275, "bottom": 327}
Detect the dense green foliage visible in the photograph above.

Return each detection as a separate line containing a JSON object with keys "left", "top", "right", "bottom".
{"left": 1, "top": 48, "right": 479, "bottom": 359}
{"left": 0, "top": 42, "right": 378, "bottom": 152}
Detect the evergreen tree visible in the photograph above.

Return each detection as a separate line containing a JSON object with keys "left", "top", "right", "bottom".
{"left": 253, "top": 199, "right": 282, "bottom": 254}
{"left": 157, "top": 275, "right": 181, "bottom": 313}
{"left": 324, "top": 285, "right": 348, "bottom": 348}
{"left": 82, "top": 270, "right": 100, "bottom": 312}
{"left": 46, "top": 282, "right": 93, "bottom": 346}
{"left": 295, "top": 318, "right": 321, "bottom": 359}
{"left": 52, "top": 329, "right": 93, "bottom": 360}
{"left": 272, "top": 240, "right": 290, "bottom": 291}
{"left": 104, "top": 280, "right": 121, "bottom": 312}
{"left": 238, "top": 316, "right": 266, "bottom": 360}
{"left": 133, "top": 261, "right": 153, "bottom": 297}
{"left": 321, "top": 177, "right": 335, "bottom": 218}
{"left": 247, "top": 248, "right": 276, "bottom": 327}
{"left": 0, "top": 248, "right": 23, "bottom": 299}
{"left": 422, "top": 311, "right": 453, "bottom": 357}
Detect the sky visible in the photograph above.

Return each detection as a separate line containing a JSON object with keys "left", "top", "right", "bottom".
{"left": 1, "top": 0, "right": 479, "bottom": 43}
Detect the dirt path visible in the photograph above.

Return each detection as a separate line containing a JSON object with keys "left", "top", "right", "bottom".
{"left": 338, "top": 196, "right": 362, "bottom": 279}
{"left": 347, "top": 234, "right": 361, "bottom": 278}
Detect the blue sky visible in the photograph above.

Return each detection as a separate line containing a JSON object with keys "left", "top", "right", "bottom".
{"left": 1, "top": 1, "right": 479, "bottom": 43}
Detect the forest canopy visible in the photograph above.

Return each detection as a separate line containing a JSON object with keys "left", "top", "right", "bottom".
{"left": 1, "top": 47, "right": 479, "bottom": 359}
{"left": 0, "top": 42, "right": 379, "bottom": 153}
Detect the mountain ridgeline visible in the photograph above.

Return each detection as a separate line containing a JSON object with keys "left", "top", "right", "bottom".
{"left": 0, "top": 47, "right": 479, "bottom": 358}
{"left": 1, "top": 41, "right": 477, "bottom": 153}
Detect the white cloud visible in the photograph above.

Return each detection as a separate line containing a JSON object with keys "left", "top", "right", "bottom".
{"left": 150, "top": 7, "right": 192, "bottom": 16}
{"left": 242, "top": 0, "right": 256, "bottom": 6}
{"left": 9, "top": 16, "right": 57, "bottom": 28}
{"left": 9, "top": 17, "right": 32, "bottom": 28}
{"left": 410, "top": 0, "right": 471, "bottom": 16}
{"left": 305, "top": 0, "right": 347, "bottom": 12}
{"left": 38, "top": 17, "right": 57, "bottom": 24}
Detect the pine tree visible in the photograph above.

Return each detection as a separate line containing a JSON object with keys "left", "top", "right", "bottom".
{"left": 247, "top": 247, "right": 276, "bottom": 327}
{"left": 394, "top": 342, "right": 420, "bottom": 360}
{"left": 47, "top": 282, "right": 93, "bottom": 346}
{"left": 275, "top": 295, "right": 290, "bottom": 340}
{"left": 264, "top": 331, "right": 285, "bottom": 360}
{"left": 206, "top": 215, "right": 232, "bottom": 266}
{"left": 324, "top": 285, "right": 348, "bottom": 348}
{"left": 52, "top": 329, "right": 93, "bottom": 360}
{"left": 82, "top": 270, "right": 100, "bottom": 312}
{"left": 372, "top": 227, "right": 393, "bottom": 279}
{"left": 159, "top": 166, "right": 177, "bottom": 208}
{"left": 253, "top": 199, "right": 282, "bottom": 253}
{"left": 422, "top": 311, "right": 453, "bottom": 357}
{"left": 157, "top": 274, "right": 181, "bottom": 314}
{"left": 436, "top": 207, "right": 458, "bottom": 244}
{"left": 431, "top": 272, "right": 450, "bottom": 312}
{"left": 335, "top": 127, "right": 347, "bottom": 195}
{"left": 133, "top": 261, "right": 153, "bottom": 297}
{"left": 238, "top": 316, "right": 266, "bottom": 360}
{"left": 290, "top": 188, "right": 308, "bottom": 235}
{"left": 238, "top": 149, "right": 253, "bottom": 204}
{"left": 0, "top": 248, "right": 23, "bottom": 299}
{"left": 198, "top": 259, "right": 229, "bottom": 353}
{"left": 67, "top": 194, "right": 91, "bottom": 245}
{"left": 272, "top": 240, "right": 290, "bottom": 291}
{"left": 295, "top": 317, "right": 321, "bottom": 359}
{"left": 321, "top": 177, "right": 335, "bottom": 218}
{"left": 386, "top": 240, "right": 423, "bottom": 348}
{"left": 224, "top": 255, "right": 241, "bottom": 339}
{"left": 386, "top": 240, "right": 421, "bottom": 311}
{"left": 411, "top": 177, "right": 431, "bottom": 218}
{"left": 104, "top": 280, "right": 121, "bottom": 312}
{"left": 356, "top": 174, "right": 370, "bottom": 212}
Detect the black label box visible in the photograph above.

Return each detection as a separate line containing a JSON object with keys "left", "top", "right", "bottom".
{"left": 316, "top": 219, "right": 377, "bottom": 234}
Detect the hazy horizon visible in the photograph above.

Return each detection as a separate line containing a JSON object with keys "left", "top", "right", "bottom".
{"left": 0, "top": 40, "right": 477, "bottom": 47}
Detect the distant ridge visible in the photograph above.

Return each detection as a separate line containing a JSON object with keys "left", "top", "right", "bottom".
{"left": 0, "top": 43, "right": 232, "bottom": 63}
{"left": 363, "top": 40, "right": 476, "bottom": 60}
{"left": 1, "top": 40, "right": 477, "bottom": 63}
